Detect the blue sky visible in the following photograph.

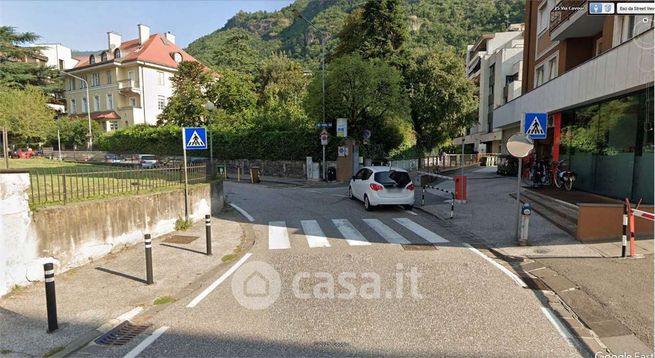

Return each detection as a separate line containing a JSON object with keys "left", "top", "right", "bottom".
{"left": 0, "top": 0, "right": 294, "bottom": 51}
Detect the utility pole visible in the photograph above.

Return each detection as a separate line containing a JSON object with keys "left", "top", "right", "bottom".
{"left": 62, "top": 72, "right": 93, "bottom": 150}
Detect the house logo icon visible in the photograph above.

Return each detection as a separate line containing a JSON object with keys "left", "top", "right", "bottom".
{"left": 231, "top": 260, "right": 281, "bottom": 310}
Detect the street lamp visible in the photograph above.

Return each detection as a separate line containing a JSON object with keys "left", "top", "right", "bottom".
{"left": 205, "top": 101, "right": 215, "bottom": 176}
{"left": 55, "top": 108, "right": 66, "bottom": 161}
{"left": 62, "top": 72, "right": 93, "bottom": 151}
{"left": 294, "top": 11, "right": 330, "bottom": 181}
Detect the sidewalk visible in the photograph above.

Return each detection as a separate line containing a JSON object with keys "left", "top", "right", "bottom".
{"left": 0, "top": 210, "right": 245, "bottom": 357}
{"left": 415, "top": 166, "right": 654, "bottom": 353}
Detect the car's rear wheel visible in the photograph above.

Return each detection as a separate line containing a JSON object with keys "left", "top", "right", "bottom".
{"left": 364, "top": 195, "right": 374, "bottom": 211}
{"left": 403, "top": 205, "right": 413, "bottom": 210}
{"left": 349, "top": 186, "right": 355, "bottom": 200}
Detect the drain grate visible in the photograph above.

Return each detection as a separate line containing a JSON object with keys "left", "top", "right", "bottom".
{"left": 401, "top": 244, "right": 438, "bottom": 251}
{"left": 163, "top": 235, "right": 198, "bottom": 244}
{"left": 95, "top": 321, "right": 151, "bottom": 346}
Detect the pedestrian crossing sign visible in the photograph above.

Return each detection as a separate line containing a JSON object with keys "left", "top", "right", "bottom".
{"left": 183, "top": 127, "right": 207, "bottom": 150}
{"left": 524, "top": 113, "right": 547, "bottom": 139}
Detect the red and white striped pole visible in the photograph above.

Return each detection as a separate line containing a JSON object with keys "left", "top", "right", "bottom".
{"left": 621, "top": 200, "right": 628, "bottom": 258}
{"left": 629, "top": 208, "right": 636, "bottom": 258}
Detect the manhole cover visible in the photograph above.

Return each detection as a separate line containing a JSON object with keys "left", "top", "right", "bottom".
{"left": 401, "top": 244, "right": 438, "bottom": 251}
{"left": 95, "top": 321, "right": 151, "bottom": 346}
{"left": 163, "top": 235, "right": 198, "bottom": 244}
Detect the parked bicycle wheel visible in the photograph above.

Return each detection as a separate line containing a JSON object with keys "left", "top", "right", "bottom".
{"left": 553, "top": 172, "right": 563, "bottom": 188}
{"left": 564, "top": 175, "right": 575, "bottom": 191}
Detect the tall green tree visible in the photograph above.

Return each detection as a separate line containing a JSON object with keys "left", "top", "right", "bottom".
{"left": 158, "top": 61, "right": 212, "bottom": 126}
{"left": 48, "top": 118, "right": 102, "bottom": 149}
{"left": 0, "top": 85, "right": 55, "bottom": 142}
{"left": 210, "top": 29, "right": 268, "bottom": 75}
{"left": 404, "top": 50, "right": 477, "bottom": 155}
{"left": 0, "top": 26, "right": 61, "bottom": 94}
{"left": 257, "top": 53, "right": 309, "bottom": 106}
{"left": 305, "top": 54, "right": 406, "bottom": 139}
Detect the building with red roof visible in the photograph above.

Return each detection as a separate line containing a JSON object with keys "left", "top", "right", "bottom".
{"left": 63, "top": 24, "right": 207, "bottom": 131}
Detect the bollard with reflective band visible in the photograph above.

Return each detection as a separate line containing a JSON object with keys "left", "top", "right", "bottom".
{"left": 205, "top": 214, "right": 212, "bottom": 256}
{"left": 43, "top": 262, "right": 58, "bottom": 332}
{"left": 518, "top": 203, "right": 531, "bottom": 246}
{"left": 621, "top": 202, "right": 628, "bottom": 257}
{"left": 450, "top": 193, "right": 455, "bottom": 219}
{"left": 145, "top": 234, "right": 153, "bottom": 284}
{"left": 421, "top": 186, "right": 425, "bottom": 206}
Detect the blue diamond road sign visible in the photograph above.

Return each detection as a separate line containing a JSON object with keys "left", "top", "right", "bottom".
{"left": 524, "top": 113, "right": 547, "bottom": 140}
{"left": 183, "top": 127, "right": 207, "bottom": 150}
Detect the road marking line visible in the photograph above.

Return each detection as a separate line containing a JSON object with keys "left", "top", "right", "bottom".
{"left": 116, "top": 307, "right": 143, "bottom": 322}
{"left": 393, "top": 218, "right": 449, "bottom": 243}
{"left": 332, "top": 219, "right": 371, "bottom": 246}
{"left": 269, "top": 221, "right": 291, "bottom": 250}
{"left": 301, "top": 220, "right": 331, "bottom": 248}
{"left": 363, "top": 219, "right": 411, "bottom": 244}
{"left": 186, "top": 253, "right": 253, "bottom": 308}
{"left": 405, "top": 210, "right": 418, "bottom": 216}
{"left": 463, "top": 243, "right": 527, "bottom": 288}
{"left": 229, "top": 203, "right": 255, "bottom": 222}
{"left": 540, "top": 307, "right": 575, "bottom": 345}
{"left": 123, "top": 326, "right": 169, "bottom": 358}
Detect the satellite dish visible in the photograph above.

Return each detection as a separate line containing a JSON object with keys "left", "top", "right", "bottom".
{"left": 506, "top": 133, "right": 534, "bottom": 158}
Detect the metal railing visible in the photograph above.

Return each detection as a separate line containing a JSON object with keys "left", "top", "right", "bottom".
{"left": 550, "top": 0, "right": 586, "bottom": 34}
{"left": 28, "top": 165, "right": 207, "bottom": 207}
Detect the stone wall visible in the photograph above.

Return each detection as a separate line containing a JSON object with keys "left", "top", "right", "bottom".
{"left": 223, "top": 159, "right": 306, "bottom": 179}
{"left": 0, "top": 171, "right": 223, "bottom": 297}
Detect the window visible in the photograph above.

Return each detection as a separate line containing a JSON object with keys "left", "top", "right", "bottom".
{"left": 107, "top": 93, "right": 113, "bottom": 110}
{"left": 68, "top": 78, "right": 76, "bottom": 91}
{"left": 82, "top": 97, "right": 88, "bottom": 112}
{"left": 106, "top": 71, "right": 112, "bottom": 84}
{"left": 536, "top": 66, "right": 545, "bottom": 87}
{"left": 81, "top": 75, "right": 87, "bottom": 89}
{"left": 70, "top": 99, "right": 76, "bottom": 114}
{"left": 100, "top": 52, "right": 107, "bottom": 62}
{"left": 109, "top": 121, "right": 119, "bottom": 131}
{"left": 548, "top": 57, "right": 558, "bottom": 80}
{"left": 113, "top": 48, "right": 121, "bottom": 59}
{"left": 89, "top": 55, "right": 95, "bottom": 65}
{"left": 157, "top": 95, "right": 166, "bottom": 110}
{"left": 91, "top": 73, "right": 100, "bottom": 87}
{"left": 58, "top": 59, "right": 64, "bottom": 70}
{"left": 93, "top": 95, "right": 100, "bottom": 111}
{"left": 157, "top": 71, "right": 165, "bottom": 86}
{"left": 537, "top": 0, "right": 554, "bottom": 34}
{"left": 129, "top": 97, "right": 137, "bottom": 107}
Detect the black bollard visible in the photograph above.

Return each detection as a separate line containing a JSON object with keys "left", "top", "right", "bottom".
{"left": 145, "top": 234, "right": 154, "bottom": 284}
{"left": 205, "top": 214, "right": 212, "bottom": 256}
{"left": 43, "top": 263, "right": 58, "bottom": 332}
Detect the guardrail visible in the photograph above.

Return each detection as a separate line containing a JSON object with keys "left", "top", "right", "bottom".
{"left": 28, "top": 165, "right": 207, "bottom": 207}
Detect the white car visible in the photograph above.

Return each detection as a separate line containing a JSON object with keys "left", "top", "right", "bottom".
{"left": 348, "top": 166, "right": 415, "bottom": 211}
{"left": 137, "top": 154, "right": 158, "bottom": 169}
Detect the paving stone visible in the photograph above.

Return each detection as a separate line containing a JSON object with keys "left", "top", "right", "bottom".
{"left": 519, "top": 261, "right": 545, "bottom": 272}
{"left": 601, "top": 334, "right": 653, "bottom": 355}
{"left": 558, "top": 290, "right": 609, "bottom": 326}
{"left": 588, "top": 320, "right": 633, "bottom": 338}
{"left": 530, "top": 267, "right": 559, "bottom": 279}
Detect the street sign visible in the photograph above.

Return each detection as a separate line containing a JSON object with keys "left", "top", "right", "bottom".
{"left": 524, "top": 113, "right": 547, "bottom": 139}
{"left": 362, "top": 129, "right": 371, "bottom": 140}
{"left": 338, "top": 146, "right": 349, "bottom": 157}
{"left": 320, "top": 129, "right": 328, "bottom": 146}
{"left": 336, "top": 118, "right": 347, "bottom": 138}
{"left": 316, "top": 123, "right": 333, "bottom": 129}
{"left": 507, "top": 133, "right": 534, "bottom": 158}
{"left": 183, "top": 127, "right": 207, "bottom": 150}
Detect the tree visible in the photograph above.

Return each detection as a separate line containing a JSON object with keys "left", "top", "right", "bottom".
{"left": 305, "top": 54, "right": 406, "bottom": 139}
{"left": 257, "top": 53, "right": 309, "bottom": 106}
{"left": 0, "top": 26, "right": 61, "bottom": 94}
{"left": 211, "top": 29, "right": 264, "bottom": 75}
{"left": 205, "top": 69, "right": 257, "bottom": 114}
{"left": 48, "top": 118, "right": 102, "bottom": 149}
{"left": 403, "top": 50, "right": 477, "bottom": 155}
{"left": 158, "top": 61, "right": 212, "bottom": 126}
{"left": 0, "top": 85, "right": 55, "bottom": 142}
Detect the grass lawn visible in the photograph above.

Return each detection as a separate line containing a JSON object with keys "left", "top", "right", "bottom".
{"left": 5, "top": 158, "right": 112, "bottom": 173}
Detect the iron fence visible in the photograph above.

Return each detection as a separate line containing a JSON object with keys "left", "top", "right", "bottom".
{"left": 28, "top": 165, "right": 207, "bottom": 207}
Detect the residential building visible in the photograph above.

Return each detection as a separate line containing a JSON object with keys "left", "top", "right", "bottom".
{"left": 455, "top": 24, "right": 524, "bottom": 154}
{"left": 29, "top": 43, "right": 78, "bottom": 70}
{"left": 493, "top": 0, "right": 654, "bottom": 202}
{"left": 63, "top": 24, "right": 204, "bottom": 131}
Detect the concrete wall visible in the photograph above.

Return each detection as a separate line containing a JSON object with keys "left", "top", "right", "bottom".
{"left": 224, "top": 159, "right": 307, "bottom": 179}
{"left": 0, "top": 171, "right": 222, "bottom": 297}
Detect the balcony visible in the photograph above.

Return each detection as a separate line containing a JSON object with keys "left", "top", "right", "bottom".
{"left": 550, "top": 0, "right": 605, "bottom": 41}
{"left": 117, "top": 79, "right": 141, "bottom": 94}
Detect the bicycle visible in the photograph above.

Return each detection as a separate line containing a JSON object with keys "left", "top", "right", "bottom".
{"left": 526, "top": 159, "right": 551, "bottom": 188}
{"left": 553, "top": 160, "right": 576, "bottom": 191}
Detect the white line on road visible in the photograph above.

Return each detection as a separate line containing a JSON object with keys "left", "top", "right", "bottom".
{"left": 116, "top": 307, "right": 143, "bottom": 322}
{"left": 229, "top": 203, "right": 255, "bottom": 222}
{"left": 393, "top": 218, "right": 449, "bottom": 243}
{"left": 541, "top": 307, "right": 575, "bottom": 346}
{"left": 363, "top": 219, "right": 411, "bottom": 244}
{"left": 301, "top": 220, "right": 331, "bottom": 248}
{"left": 269, "top": 221, "right": 291, "bottom": 250}
{"left": 186, "top": 253, "right": 253, "bottom": 308}
{"left": 405, "top": 210, "right": 418, "bottom": 216}
{"left": 332, "top": 219, "right": 371, "bottom": 246}
{"left": 123, "top": 326, "right": 169, "bottom": 358}
{"left": 463, "top": 243, "right": 527, "bottom": 288}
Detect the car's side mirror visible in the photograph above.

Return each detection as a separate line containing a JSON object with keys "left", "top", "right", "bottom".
{"left": 351, "top": 175, "right": 357, "bottom": 180}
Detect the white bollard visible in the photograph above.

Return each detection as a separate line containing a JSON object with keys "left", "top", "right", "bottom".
{"left": 519, "top": 203, "right": 531, "bottom": 246}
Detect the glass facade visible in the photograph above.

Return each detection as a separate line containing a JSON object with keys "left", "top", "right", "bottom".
{"left": 559, "top": 87, "right": 653, "bottom": 203}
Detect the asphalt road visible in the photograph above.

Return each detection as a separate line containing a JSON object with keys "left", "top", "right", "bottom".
{"left": 89, "top": 181, "right": 584, "bottom": 357}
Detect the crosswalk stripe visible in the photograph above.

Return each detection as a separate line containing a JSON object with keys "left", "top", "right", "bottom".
{"left": 393, "top": 218, "right": 449, "bottom": 243}
{"left": 268, "top": 221, "right": 291, "bottom": 250}
{"left": 363, "top": 219, "right": 411, "bottom": 244}
{"left": 332, "top": 219, "right": 371, "bottom": 246}
{"left": 301, "top": 220, "right": 331, "bottom": 248}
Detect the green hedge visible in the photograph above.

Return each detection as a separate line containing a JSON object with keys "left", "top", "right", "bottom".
{"left": 97, "top": 125, "right": 345, "bottom": 161}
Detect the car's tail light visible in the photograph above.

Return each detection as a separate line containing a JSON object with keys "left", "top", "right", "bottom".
{"left": 406, "top": 183, "right": 415, "bottom": 191}
{"left": 140, "top": 160, "right": 145, "bottom": 164}
{"left": 369, "top": 183, "right": 383, "bottom": 191}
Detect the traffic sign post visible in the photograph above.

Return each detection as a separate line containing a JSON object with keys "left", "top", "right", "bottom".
{"left": 181, "top": 127, "right": 208, "bottom": 220}
{"left": 320, "top": 130, "right": 328, "bottom": 146}
{"left": 524, "top": 113, "right": 547, "bottom": 139}
{"left": 507, "top": 128, "right": 534, "bottom": 245}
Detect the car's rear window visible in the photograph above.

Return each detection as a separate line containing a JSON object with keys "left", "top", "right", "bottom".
{"left": 374, "top": 171, "right": 411, "bottom": 186}
{"left": 142, "top": 156, "right": 156, "bottom": 160}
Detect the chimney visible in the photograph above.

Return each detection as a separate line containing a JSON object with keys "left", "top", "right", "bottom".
{"left": 164, "top": 32, "right": 176, "bottom": 45}
{"left": 108, "top": 32, "right": 121, "bottom": 50}
{"left": 138, "top": 24, "right": 150, "bottom": 45}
